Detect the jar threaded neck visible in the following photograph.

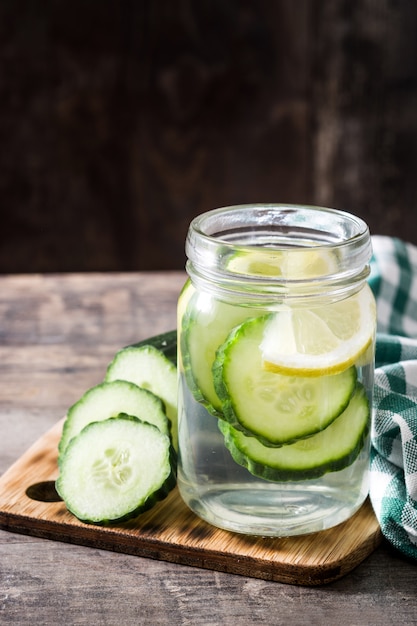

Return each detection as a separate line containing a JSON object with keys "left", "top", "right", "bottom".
{"left": 186, "top": 204, "right": 372, "bottom": 303}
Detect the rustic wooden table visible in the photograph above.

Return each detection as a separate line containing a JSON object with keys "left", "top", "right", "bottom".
{"left": 1, "top": 272, "right": 416, "bottom": 625}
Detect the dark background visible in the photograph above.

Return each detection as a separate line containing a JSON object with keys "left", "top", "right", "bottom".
{"left": 1, "top": 0, "right": 416, "bottom": 273}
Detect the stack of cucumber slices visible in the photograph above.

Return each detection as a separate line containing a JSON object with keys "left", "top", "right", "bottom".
{"left": 56, "top": 338, "right": 178, "bottom": 525}
{"left": 182, "top": 283, "right": 376, "bottom": 482}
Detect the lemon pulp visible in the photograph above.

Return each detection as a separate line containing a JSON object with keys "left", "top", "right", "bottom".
{"left": 261, "top": 283, "right": 376, "bottom": 376}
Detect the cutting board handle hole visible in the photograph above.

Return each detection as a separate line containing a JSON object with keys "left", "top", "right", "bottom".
{"left": 26, "top": 481, "right": 62, "bottom": 502}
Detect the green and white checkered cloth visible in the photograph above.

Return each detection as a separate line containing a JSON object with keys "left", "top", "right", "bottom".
{"left": 368, "top": 235, "right": 417, "bottom": 561}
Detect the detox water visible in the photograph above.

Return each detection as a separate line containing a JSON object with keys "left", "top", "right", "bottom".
{"left": 177, "top": 204, "right": 376, "bottom": 537}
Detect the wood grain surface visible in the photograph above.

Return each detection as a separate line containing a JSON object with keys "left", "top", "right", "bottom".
{"left": 1, "top": 272, "right": 417, "bottom": 625}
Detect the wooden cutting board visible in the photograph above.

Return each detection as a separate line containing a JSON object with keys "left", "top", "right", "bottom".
{"left": 0, "top": 418, "right": 382, "bottom": 586}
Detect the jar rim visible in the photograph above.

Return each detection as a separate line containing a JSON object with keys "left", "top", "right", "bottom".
{"left": 186, "top": 204, "right": 372, "bottom": 301}
{"left": 189, "top": 204, "right": 369, "bottom": 249}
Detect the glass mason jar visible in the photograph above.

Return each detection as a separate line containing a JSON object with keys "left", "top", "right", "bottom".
{"left": 177, "top": 204, "right": 376, "bottom": 537}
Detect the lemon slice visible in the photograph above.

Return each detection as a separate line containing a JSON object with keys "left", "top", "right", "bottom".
{"left": 227, "top": 248, "right": 338, "bottom": 279}
{"left": 261, "top": 284, "right": 376, "bottom": 376}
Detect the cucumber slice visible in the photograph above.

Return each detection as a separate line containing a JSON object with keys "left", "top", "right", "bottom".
{"left": 177, "top": 279, "right": 195, "bottom": 331}
{"left": 181, "top": 292, "right": 260, "bottom": 415}
{"left": 58, "top": 380, "right": 170, "bottom": 461}
{"left": 56, "top": 414, "right": 176, "bottom": 524}
{"left": 177, "top": 279, "right": 195, "bottom": 372}
{"left": 218, "top": 384, "right": 370, "bottom": 481}
{"left": 105, "top": 345, "right": 178, "bottom": 449}
{"left": 213, "top": 315, "right": 357, "bottom": 445}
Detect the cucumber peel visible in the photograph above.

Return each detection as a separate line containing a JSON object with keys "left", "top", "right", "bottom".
{"left": 130, "top": 329, "right": 177, "bottom": 366}
{"left": 218, "top": 384, "right": 370, "bottom": 481}
{"left": 56, "top": 414, "right": 176, "bottom": 525}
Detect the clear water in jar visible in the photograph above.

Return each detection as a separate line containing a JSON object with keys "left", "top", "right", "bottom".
{"left": 176, "top": 287, "right": 374, "bottom": 537}
{"left": 177, "top": 374, "right": 371, "bottom": 537}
